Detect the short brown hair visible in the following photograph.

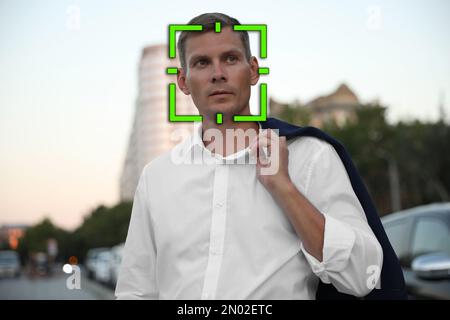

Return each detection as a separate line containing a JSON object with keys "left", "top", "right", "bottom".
{"left": 177, "top": 13, "right": 252, "bottom": 70}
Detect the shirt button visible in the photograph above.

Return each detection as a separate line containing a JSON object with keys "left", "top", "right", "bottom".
{"left": 215, "top": 202, "right": 223, "bottom": 208}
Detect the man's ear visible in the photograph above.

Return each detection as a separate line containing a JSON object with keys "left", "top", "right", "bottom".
{"left": 177, "top": 68, "right": 191, "bottom": 95}
{"left": 249, "top": 56, "right": 260, "bottom": 86}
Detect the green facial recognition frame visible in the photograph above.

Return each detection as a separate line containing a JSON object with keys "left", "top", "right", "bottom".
{"left": 166, "top": 22, "right": 269, "bottom": 124}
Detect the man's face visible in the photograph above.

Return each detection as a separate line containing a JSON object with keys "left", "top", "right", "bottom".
{"left": 177, "top": 27, "right": 259, "bottom": 120}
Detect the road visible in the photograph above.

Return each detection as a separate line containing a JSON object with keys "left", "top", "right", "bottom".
{"left": 0, "top": 267, "right": 115, "bottom": 300}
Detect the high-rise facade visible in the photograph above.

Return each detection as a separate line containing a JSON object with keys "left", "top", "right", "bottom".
{"left": 120, "top": 44, "right": 197, "bottom": 201}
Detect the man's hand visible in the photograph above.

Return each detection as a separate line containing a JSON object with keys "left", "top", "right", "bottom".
{"left": 249, "top": 129, "right": 292, "bottom": 193}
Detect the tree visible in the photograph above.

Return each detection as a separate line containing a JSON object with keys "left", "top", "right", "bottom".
{"left": 17, "top": 217, "right": 70, "bottom": 264}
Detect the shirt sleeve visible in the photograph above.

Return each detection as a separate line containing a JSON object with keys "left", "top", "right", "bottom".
{"left": 299, "top": 142, "right": 383, "bottom": 297}
{"left": 115, "top": 165, "right": 158, "bottom": 299}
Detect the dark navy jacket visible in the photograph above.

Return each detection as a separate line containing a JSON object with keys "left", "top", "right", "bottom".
{"left": 260, "top": 117, "right": 407, "bottom": 300}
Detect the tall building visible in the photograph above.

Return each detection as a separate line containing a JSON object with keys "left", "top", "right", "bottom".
{"left": 120, "top": 44, "right": 197, "bottom": 201}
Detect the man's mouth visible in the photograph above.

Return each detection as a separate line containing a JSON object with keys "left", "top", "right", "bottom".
{"left": 209, "top": 90, "right": 233, "bottom": 97}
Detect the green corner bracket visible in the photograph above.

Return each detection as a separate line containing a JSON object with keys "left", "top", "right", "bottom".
{"left": 168, "top": 24, "right": 203, "bottom": 58}
{"left": 232, "top": 24, "right": 267, "bottom": 59}
{"left": 169, "top": 83, "right": 203, "bottom": 122}
{"left": 234, "top": 83, "right": 267, "bottom": 122}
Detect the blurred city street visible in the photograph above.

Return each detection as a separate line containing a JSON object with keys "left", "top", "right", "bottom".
{"left": 0, "top": 0, "right": 449, "bottom": 301}
{"left": 0, "top": 266, "right": 115, "bottom": 300}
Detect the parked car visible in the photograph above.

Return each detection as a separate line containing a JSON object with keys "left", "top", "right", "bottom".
{"left": 0, "top": 250, "right": 21, "bottom": 278}
{"left": 381, "top": 202, "right": 450, "bottom": 299}
{"left": 94, "top": 250, "right": 113, "bottom": 284}
{"left": 109, "top": 243, "right": 124, "bottom": 287}
{"left": 85, "top": 247, "right": 109, "bottom": 279}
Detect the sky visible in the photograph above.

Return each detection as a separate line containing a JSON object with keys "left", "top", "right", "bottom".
{"left": 0, "top": 0, "right": 449, "bottom": 230}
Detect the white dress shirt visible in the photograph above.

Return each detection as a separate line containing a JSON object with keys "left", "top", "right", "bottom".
{"left": 115, "top": 122, "right": 383, "bottom": 300}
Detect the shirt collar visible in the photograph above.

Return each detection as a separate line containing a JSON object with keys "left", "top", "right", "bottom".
{"left": 185, "top": 121, "right": 263, "bottom": 162}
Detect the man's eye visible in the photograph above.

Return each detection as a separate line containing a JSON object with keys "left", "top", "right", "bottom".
{"left": 226, "top": 55, "right": 238, "bottom": 63}
{"left": 195, "top": 59, "right": 208, "bottom": 67}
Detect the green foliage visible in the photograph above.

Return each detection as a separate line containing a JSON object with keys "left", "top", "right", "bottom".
{"left": 17, "top": 218, "right": 70, "bottom": 264}
{"left": 72, "top": 202, "right": 133, "bottom": 262}
{"left": 278, "top": 103, "right": 450, "bottom": 216}
{"left": 17, "top": 202, "right": 133, "bottom": 263}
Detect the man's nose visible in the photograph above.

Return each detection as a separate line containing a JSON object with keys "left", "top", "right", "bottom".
{"left": 211, "top": 62, "right": 227, "bottom": 83}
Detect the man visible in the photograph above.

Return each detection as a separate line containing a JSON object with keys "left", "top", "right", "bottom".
{"left": 115, "top": 12, "right": 401, "bottom": 300}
